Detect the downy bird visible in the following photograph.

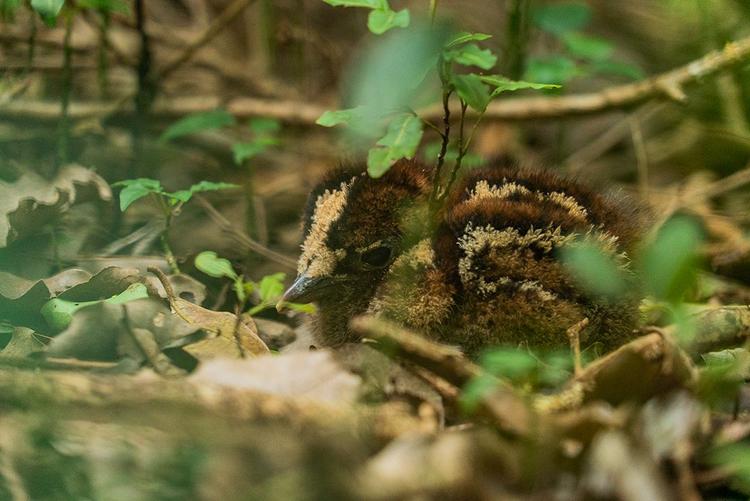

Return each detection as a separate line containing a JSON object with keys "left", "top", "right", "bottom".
{"left": 280, "top": 159, "right": 642, "bottom": 356}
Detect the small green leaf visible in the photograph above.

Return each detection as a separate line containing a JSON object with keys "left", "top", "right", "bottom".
{"left": 41, "top": 283, "right": 148, "bottom": 331}
{"left": 282, "top": 302, "right": 317, "bottom": 314}
{"left": 451, "top": 74, "right": 490, "bottom": 112}
{"left": 560, "top": 240, "right": 627, "bottom": 299}
{"left": 533, "top": 2, "right": 591, "bottom": 35}
{"left": 709, "top": 444, "right": 750, "bottom": 494}
{"left": 445, "top": 31, "right": 492, "bottom": 48}
{"left": 232, "top": 142, "right": 267, "bottom": 165}
{"left": 367, "top": 113, "right": 424, "bottom": 178}
{"left": 479, "top": 75, "right": 561, "bottom": 96}
{"left": 258, "top": 273, "right": 286, "bottom": 302}
{"left": 367, "top": 7, "right": 410, "bottom": 34}
{"left": 113, "top": 178, "right": 163, "bottom": 211}
{"left": 188, "top": 180, "right": 240, "bottom": 194}
{"left": 641, "top": 216, "right": 704, "bottom": 303}
{"left": 524, "top": 56, "right": 578, "bottom": 85}
{"left": 30, "top": 0, "right": 65, "bottom": 25}
{"left": 195, "top": 251, "right": 238, "bottom": 280}
{"left": 316, "top": 106, "right": 368, "bottom": 127}
{"left": 249, "top": 117, "right": 281, "bottom": 135}
{"left": 159, "top": 109, "right": 235, "bottom": 142}
{"left": 322, "top": 0, "right": 385, "bottom": 7}
{"left": 444, "top": 43, "right": 497, "bottom": 70}
{"left": 591, "top": 60, "right": 645, "bottom": 80}
{"left": 367, "top": 148, "right": 393, "bottom": 178}
{"left": 562, "top": 32, "right": 613, "bottom": 61}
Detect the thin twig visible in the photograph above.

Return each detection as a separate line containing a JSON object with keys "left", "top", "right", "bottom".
{"left": 630, "top": 116, "right": 650, "bottom": 202}
{"left": 194, "top": 195, "right": 297, "bottom": 270}
{"left": 439, "top": 100, "right": 468, "bottom": 202}
{"left": 430, "top": 89, "right": 452, "bottom": 210}
{"left": 156, "top": 0, "right": 259, "bottom": 80}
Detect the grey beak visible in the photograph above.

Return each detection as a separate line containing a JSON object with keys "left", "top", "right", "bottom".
{"left": 276, "top": 274, "right": 327, "bottom": 311}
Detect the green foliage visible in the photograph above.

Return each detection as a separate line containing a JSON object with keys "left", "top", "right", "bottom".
{"left": 367, "top": 113, "right": 423, "bottom": 177}
{"left": 194, "top": 253, "right": 314, "bottom": 316}
{"left": 526, "top": 1, "right": 642, "bottom": 84}
{"left": 460, "top": 348, "right": 574, "bottom": 413}
{"left": 232, "top": 117, "right": 282, "bottom": 165}
{"left": 41, "top": 283, "right": 149, "bottom": 331}
{"left": 159, "top": 109, "right": 236, "bottom": 142}
{"left": 30, "top": 0, "right": 65, "bottom": 25}
{"left": 367, "top": 7, "right": 409, "bottom": 35}
{"left": 319, "top": 25, "right": 555, "bottom": 178}
{"left": 710, "top": 444, "right": 750, "bottom": 494}
{"left": 113, "top": 178, "right": 239, "bottom": 211}
{"left": 443, "top": 43, "right": 497, "bottom": 70}
{"left": 532, "top": 2, "right": 591, "bottom": 35}
{"left": 641, "top": 216, "right": 704, "bottom": 304}
{"left": 524, "top": 56, "right": 579, "bottom": 85}
{"left": 562, "top": 32, "right": 613, "bottom": 62}
{"left": 316, "top": 107, "right": 369, "bottom": 128}
{"left": 560, "top": 240, "right": 627, "bottom": 299}
{"left": 0, "top": 0, "right": 22, "bottom": 20}
{"left": 194, "top": 251, "right": 238, "bottom": 281}
{"left": 321, "top": 0, "right": 409, "bottom": 35}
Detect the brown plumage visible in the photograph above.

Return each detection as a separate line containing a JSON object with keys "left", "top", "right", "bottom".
{"left": 281, "top": 159, "right": 643, "bottom": 357}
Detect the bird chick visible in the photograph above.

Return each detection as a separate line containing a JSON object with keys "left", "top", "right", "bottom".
{"left": 281, "top": 159, "right": 642, "bottom": 356}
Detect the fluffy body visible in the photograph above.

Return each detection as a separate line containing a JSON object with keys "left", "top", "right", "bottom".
{"left": 291, "top": 159, "right": 643, "bottom": 356}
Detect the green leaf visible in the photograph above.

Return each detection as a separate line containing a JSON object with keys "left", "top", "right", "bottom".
{"left": 282, "top": 302, "right": 317, "bottom": 314}
{"left": 322, "top": 0, "right": 385, "bottom": 7}
{"left": 524, "top": 56, "right": 578, "bottom": 85}
{"left": 195, "top": 251, "right": 238, "bottom": 280}
{"left": 460, "top": 373, "right": 499, "bottom": 413}
{"left": 367, "top": 148, "right": 393, "bottom": 178}
{"left": 591, "top": 60, "right": 645, "bottom": 80}
{"left": 249, "top": 117, "right": 281, "bottom": 135}
{"left": 444, "top": 43, "right": 497, "bottom": 70}
{"left": 562, "top": 32, "right": 613, "bottom": 61}
{"left": 445, "top": 31, "right": 492, "bottom": 48}
{"left": 1, "top": 0, "right": 23, "bottom": 20}
{"left": 159, "top": 109, "right": 235, "bottom": 142}
{"left": 533, "top": 2, "right": 591, "bottom": 35}
{"left": 77, "top": 0, "right": 130, "bottom": 13}
{"left": 232, "top": 142, "right": 267, "bottom": 165}
{"left": 451, "top": 74, "right": 490, "bottom": 112}
{"left": 709, "top": 444, "right": 750, "bottom": 494}
{"left": 367, "top": 7, "right": 409, "bottom": 34}
{"left": 480, "top": 348, "right": 538, "bottom": 379}
{"left": 113, "top": 178, "right": 163, "bottom": 211}
{"left": 258, "top": 273, "right": 286, "bottom": 302}
{"left": 41, "top": 283, "right": 148, "bottom": 331}
{"left": 316, "top": 106, "right": 369, "bottom": 128}
{"left": 560, "top": 240, "right": 627, "bottom": 299}
{"left": 641, "top": 216, "right": 704, "bottom": 303}
{"left": 30, "top": 0, "right": 65, "bottom": 25}
{"left": 367, "top": 113, "right": 423, "bottom": 178}
{"left": 479, "top": 75, "right": 561, "bottom": 96}
{"left": 188, "top": 180, "right": 240, "bottom": 194}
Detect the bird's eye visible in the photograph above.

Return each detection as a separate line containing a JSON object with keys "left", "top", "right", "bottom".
{"left": 361, "top": 246, "right": 392, "bottom": 268}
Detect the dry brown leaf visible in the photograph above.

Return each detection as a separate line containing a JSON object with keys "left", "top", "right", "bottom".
{"left": 191, "top": 350, "right": 360, "bottom": 405}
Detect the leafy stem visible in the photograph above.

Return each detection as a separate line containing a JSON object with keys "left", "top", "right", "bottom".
{"left": 429, "top": 88, "right": 452, "bottom": 213}
{"left": 440, "top": 99, "right": 468, "bottom": 203}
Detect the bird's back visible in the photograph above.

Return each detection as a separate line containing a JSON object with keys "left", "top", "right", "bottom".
{"left": 376, "top": 164, "right": 643, "bottom": 355}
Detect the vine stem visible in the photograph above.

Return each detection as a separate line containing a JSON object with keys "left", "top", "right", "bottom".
{"left": 429, "top": 88, "right": 451, "bottom": 213}
{"left": 429, "top": 0, "right": 438, "bottom": 25}
{"left": 439, "top": 100, "right": 468, "bottom": 202}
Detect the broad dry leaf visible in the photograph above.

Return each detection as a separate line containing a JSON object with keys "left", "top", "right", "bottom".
{"left": 191, "top": 350, "right": 360, "bottom": 404}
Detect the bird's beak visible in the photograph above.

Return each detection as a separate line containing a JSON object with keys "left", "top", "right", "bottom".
{"left": 276, "top": 274, "right": 329, "bottom": 311}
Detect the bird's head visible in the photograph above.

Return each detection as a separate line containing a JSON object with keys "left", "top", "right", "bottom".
{"left": 280, "top": 160, "right": 431, "bottom": 313}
